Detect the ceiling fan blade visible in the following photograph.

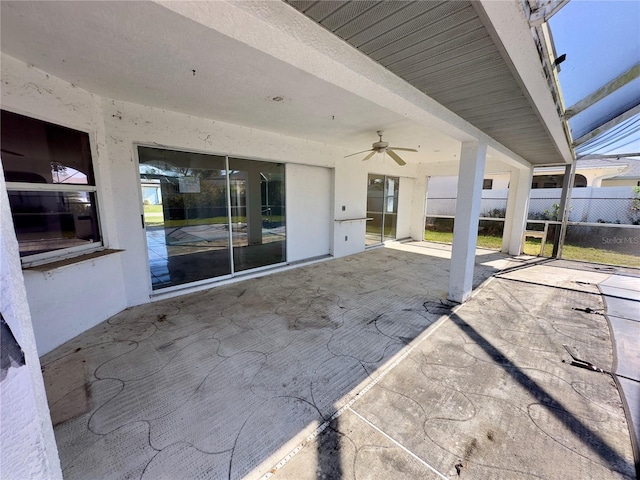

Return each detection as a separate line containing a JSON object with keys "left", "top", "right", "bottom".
{"left": 362, "top": 151, "right": 376, "bottom": 161}
{"left": 387, "top": 149, "right": 407, "bottom": 166}
{"left": 388, "top": 147, "right": 418, "bottom": 152}
{"left": 344, "top": 148, "right": 374, "bottom": 158}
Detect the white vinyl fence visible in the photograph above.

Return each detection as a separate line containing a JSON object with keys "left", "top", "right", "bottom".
{"left": 426, "top": 185, "right": 640, "bottom": 260}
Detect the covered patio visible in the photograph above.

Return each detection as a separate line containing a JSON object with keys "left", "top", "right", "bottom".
{"left": 3, "top": 2, "right": 636, "bottom": 478}
{"left": 41, "top": 243, "right": 636, "bottom": 479}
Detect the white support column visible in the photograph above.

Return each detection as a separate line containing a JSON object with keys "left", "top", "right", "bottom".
{"left": 409, "top": 174, "right": 428, "bottom": 241}
{"left": 448, "top": 142, "right": 487, "bottom": 303}
{"left": 553, "top": 162, "right": 576, "bottom": 258}
{"left": 502, "top": 165, "right": 533, "bottom": 255}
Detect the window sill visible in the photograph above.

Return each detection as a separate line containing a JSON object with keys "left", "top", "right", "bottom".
{"left": 23, "top": 248, "right": 123, "bottom": 272}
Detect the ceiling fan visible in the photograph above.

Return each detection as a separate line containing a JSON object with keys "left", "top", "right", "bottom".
{"left": 344, "top": 131, "right": 417, "bottom": 166}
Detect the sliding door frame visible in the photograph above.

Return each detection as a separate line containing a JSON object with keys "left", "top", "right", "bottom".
{"left": 136, "top": 144, "right": 287, "bottom": 293}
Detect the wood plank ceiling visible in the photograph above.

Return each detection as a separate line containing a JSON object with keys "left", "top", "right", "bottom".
{"left": 286, "top": 0, "right": 565, "bottom": 165}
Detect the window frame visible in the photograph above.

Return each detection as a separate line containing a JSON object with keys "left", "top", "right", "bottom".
{"left": 2, "top": 110, "right": 105, "bottom": 267}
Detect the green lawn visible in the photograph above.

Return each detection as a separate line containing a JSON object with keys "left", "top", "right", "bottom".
{"left": 142, "top": 205, "right": 639, "bottom": 267}
{"left": 143, "top": 204, "right": 163, "bottom": 213}
{"left": 424, "top": 230, "right": 504, "bottom": 250}
{"left": 424, "top": 230, "right": 640, "bottom": 268}
{"left": 561, "top": 244, "right": 640, "bottom": 268}
{"left": 143, "top": 204, "right": 164, "bottom": 225}
{"left": 143, "top": 205, "right": 283, "bottom": 228}
{"left": 366, "top": 225, "right": 397, "bottom": 237}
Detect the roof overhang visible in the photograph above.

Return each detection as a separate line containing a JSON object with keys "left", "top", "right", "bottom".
{"left": 285, "top": 0, "right": 573, "bottom": 165}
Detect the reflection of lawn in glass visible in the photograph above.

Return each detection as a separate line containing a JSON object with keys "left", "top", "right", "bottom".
{"left": 144, "top": 205, "right": 283, "bottom": 228}
{"left": 424, "top": 230, "right": 640, "bottom": 268}
{"left": 143, "top": 204, "right": 164, "bottom": 225}
{"left": 366, "top": 225, "right": 397, "bottom": 237}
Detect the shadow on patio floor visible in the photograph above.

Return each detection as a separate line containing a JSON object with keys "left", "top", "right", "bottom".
{"left": 40, "top": 243, "right": 635, "bottom": 479}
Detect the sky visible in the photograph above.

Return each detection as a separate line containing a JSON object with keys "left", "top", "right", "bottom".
{"left": 549, "top": 0, "right": 640, "bottom": 157}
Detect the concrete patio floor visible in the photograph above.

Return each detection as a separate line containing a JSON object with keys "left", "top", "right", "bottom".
{"left": 40, "top": 242, "right": 638, "bottom": 479}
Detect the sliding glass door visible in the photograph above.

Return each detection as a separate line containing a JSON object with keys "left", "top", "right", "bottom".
{"left": 139, "top": 147, "right": 285, "bottom": 290}
{"left": 366, "top": 174, "right": 399, "bottom": 246}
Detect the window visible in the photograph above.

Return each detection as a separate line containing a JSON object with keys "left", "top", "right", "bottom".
{"left": 1, "top": 110, "right": 101, "bottom": 261}
{"left": 482, "top": 179, "right": 493, "bottom": 190}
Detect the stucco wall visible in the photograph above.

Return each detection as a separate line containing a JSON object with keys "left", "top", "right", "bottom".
{"left": 1, "top": 54, "right": 128, "bottom": 355}
{"left": 396, "top": 177, "right": 415, "bottom": 239}
{"left": 0, "top": 166, "right": 62, "bottom": 480}
{"left": 22, "top": 254, "right": 127, "bottom": 355}
{"left": 2, "top": 54, "right": 431, "bottom": 354}
{"left": 100, "top": 97, "right": 350, "bottom": 307}
{"left": 427, "top": 173, "right": 511, "bottom": 197}
{"left": 409, "top": 175, "right": 429, "bottom": 241}
{"left": 602, "top": 178, "right": 639, "bottom": 188}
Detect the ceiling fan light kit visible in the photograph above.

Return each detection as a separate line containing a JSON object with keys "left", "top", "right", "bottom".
{"left": 344, "top": 130, "right": 417, "bottom": 166}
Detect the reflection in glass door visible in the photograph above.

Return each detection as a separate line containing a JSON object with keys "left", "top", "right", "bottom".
{"left": 228, "top": 157, "right": 286, "bottom": 273}
{"left": 366, "top": 174, "right": 399, "bottom": 246}
{"left": 139, "top": 147, "right": 285, "bottom": 290}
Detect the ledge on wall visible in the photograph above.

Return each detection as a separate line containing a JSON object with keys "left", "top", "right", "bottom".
{"left": 23, "top": 249, "right": 124, "bottom": 272}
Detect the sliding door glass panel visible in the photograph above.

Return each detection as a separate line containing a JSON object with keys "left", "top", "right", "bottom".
{"left": 139, "top": 147, "right": 231, "bottom": 289}
{"left": 228, "top": 158, "right": 286, "bottom": 272}
{"left": 366, "top": 174, "right": 399, "bottom": 245}
{"left": 366, "top": 174, "right": 384, "bottom": 245}
{"left": 383, "top": 176, "right": 399, "bottom": 241}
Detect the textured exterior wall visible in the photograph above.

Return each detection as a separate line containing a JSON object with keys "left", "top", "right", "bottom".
{"left": 1, "top": 54, "right": 128, "bottom": 355}
{"left": 396, "top": 177, "right": 415, "bottom": 239}
{"left": 100, "top": 97, "right": 347, "bottom": 306}
{"left": 1, "top": 53, "right": 430, "bottom": 353}
{"left": 22, "top": 254, "right": 127, "bottom": 354}
{"left": 601, "top": 178, "right": 638, "bottom": 188}
{"left": 0, "top": 167, "right": 62, "bottom": 479}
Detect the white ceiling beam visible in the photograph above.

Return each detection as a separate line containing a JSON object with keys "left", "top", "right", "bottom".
{"left": 577, "top": 152, "right": 640, "bottom": 159}
{"left": 529, "top": 0, "right": 571, "bottom": 27}
{"left": 572, "top": 103, "right": 640, "bottom": 147}
{"left": 564, "top": 63, "right": 640, "bottom": 119}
